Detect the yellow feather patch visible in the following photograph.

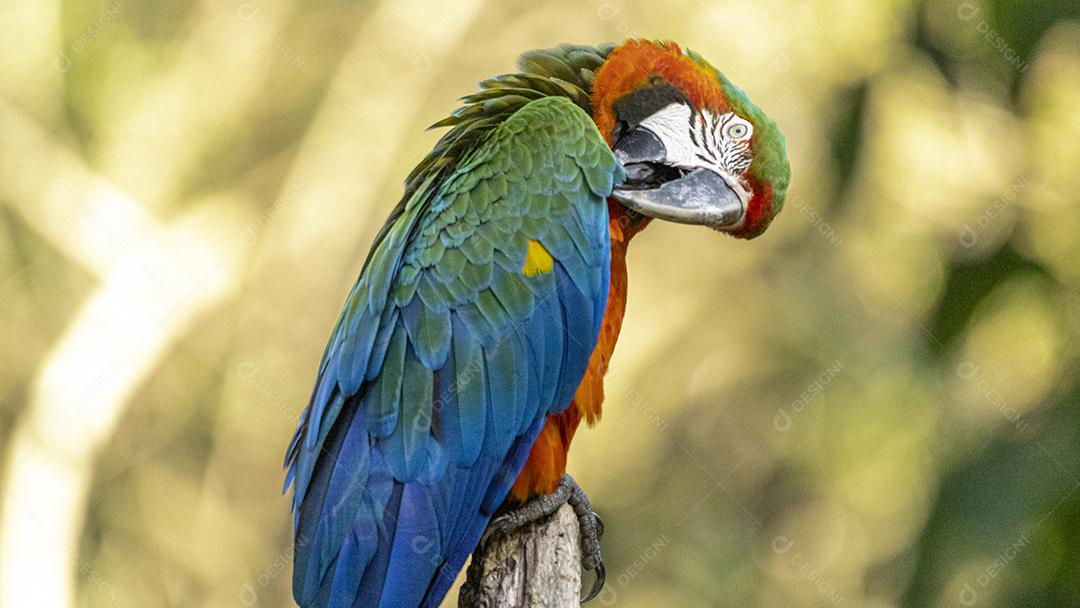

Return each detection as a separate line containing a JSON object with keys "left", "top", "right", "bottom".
{"left": 522, "top": 240, "right": 554, "bottom": 277}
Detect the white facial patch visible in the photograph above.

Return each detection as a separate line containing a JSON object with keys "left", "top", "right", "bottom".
{"left": 635, "top": 103, "right": 754, "bottom": 195}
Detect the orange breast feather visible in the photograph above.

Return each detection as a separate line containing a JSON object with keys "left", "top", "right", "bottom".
{"left": 509, "top": 208, "right": 641, "bottom": 501}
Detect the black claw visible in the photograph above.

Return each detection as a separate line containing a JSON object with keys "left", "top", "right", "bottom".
{"left": 561, "top": 475, "right": 605, "bottom": 604}
{"left": 480, "top": 483, "right": 571, "bottom": 545}
{"left": 582, "top": 561, "right": 606, "bottom": 603}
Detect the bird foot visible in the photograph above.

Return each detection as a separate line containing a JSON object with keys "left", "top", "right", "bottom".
{"left": 483, "top": 474, "right": 606, "bottom": 603}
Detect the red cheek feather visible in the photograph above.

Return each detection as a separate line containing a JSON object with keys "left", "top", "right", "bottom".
{"left": 732, "top": 178, "right": 774, "bottom": 239}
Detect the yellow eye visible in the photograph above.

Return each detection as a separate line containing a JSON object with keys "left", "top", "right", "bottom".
{"left": 727, "top": 122, "right": 750, "bottom": 139}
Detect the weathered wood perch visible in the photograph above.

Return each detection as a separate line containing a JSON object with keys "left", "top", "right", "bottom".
{"left": 459, "top": 503, "right": 583, "bottom": 608}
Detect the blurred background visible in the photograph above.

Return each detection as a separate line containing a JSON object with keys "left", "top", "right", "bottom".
{"left": 2, "top": 0, "right": 1079, "bottom": 606}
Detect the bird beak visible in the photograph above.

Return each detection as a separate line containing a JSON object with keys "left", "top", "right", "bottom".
{"left": 611, "top": 168, "right": 745, "bottom": 229}
{"left": 609, "top": 127, "right": 745, "bottom": 230}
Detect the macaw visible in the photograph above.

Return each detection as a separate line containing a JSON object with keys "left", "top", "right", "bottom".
{"left": 284, "top": 39, "right": 789, "bottom": 608}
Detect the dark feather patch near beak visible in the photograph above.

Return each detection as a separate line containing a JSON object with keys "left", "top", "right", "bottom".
{"left": 612, "top": 127, "right": 666, "bottom": 166}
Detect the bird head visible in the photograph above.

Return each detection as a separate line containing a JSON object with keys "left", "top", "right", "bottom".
{"left": 591, "top": 40, "right": 790, "bottom": 239}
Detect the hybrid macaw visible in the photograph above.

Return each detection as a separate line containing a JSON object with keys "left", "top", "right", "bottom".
{"left": 284, "top": 39, "right": 790, "bottom": 608}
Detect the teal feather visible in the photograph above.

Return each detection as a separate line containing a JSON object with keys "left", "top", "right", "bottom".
{"left": 402, "top": 299, "right": 452, "bottom": 369}
{"left": 458, "top": 259, "right": 493, "bottom": 292}
{"left": 415, "top": 274, "right": 453, "bottom": 313}
{"left": 384, "top": 343, "right": 434, "bottom": 480}
{"left": 450, "top": 315, "right": 487, "bottom": 464}
{"left": 510, "top": 330, "right": 534, "bottom": 433}
{"left": 364, "top": 308, "right": 399, "bottom": 381}
{"left": 455, "top": 301, "right": 497, "bottom": 346}
{"left": 490, "top": 268, "right": 533, "bottom": 321}
{"left": 459, "top": 233, "right": 493, "bottom": 265}
{"left": 434, "top": 247, "right": 467, "bottom": 281}
{"left": 474, "top": 289, "right": 510, "bottom": 334}
{"left": 369, "top": 324, "right": 406, "bottom": 437}
{"left": 444, "top": 275, "right": 475, "bottom": 304}
{"left": 482, "top": 335, "right": 519, "bottom": 456}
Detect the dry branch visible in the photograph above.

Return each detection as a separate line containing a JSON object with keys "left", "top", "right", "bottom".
{"left": 460, "top": 503, "right": 584, "bottom": 608}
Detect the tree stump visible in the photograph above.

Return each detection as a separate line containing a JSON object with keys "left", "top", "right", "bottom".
{"left": 459, "top": 503, "right": 583, "bottom": 608}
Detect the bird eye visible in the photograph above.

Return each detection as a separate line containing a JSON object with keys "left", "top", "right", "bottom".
{"left": 726, "top": 121, "right": 750, "bottom": 140}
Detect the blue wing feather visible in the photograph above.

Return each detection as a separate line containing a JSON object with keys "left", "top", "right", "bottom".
{"left": 380, "top": 484, "right": 444, "bottom": 605}
{"left": 420, "top": 414, "right": 549, "bottom": 608}
{"left": 551, "top": 263, "right": 597, "bottom": 412}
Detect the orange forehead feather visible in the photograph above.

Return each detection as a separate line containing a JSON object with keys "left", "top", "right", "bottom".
{"left": 591, "top": 40, "right": 728, "bottom": 145}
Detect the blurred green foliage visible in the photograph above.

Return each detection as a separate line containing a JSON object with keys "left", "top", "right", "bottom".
{"left": 2, "top": 0, "right": 1079, "bottom": 607}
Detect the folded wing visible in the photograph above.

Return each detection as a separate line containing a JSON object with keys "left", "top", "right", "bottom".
{"left": 284, "top": 95, "right": 623, "bottom": 608}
